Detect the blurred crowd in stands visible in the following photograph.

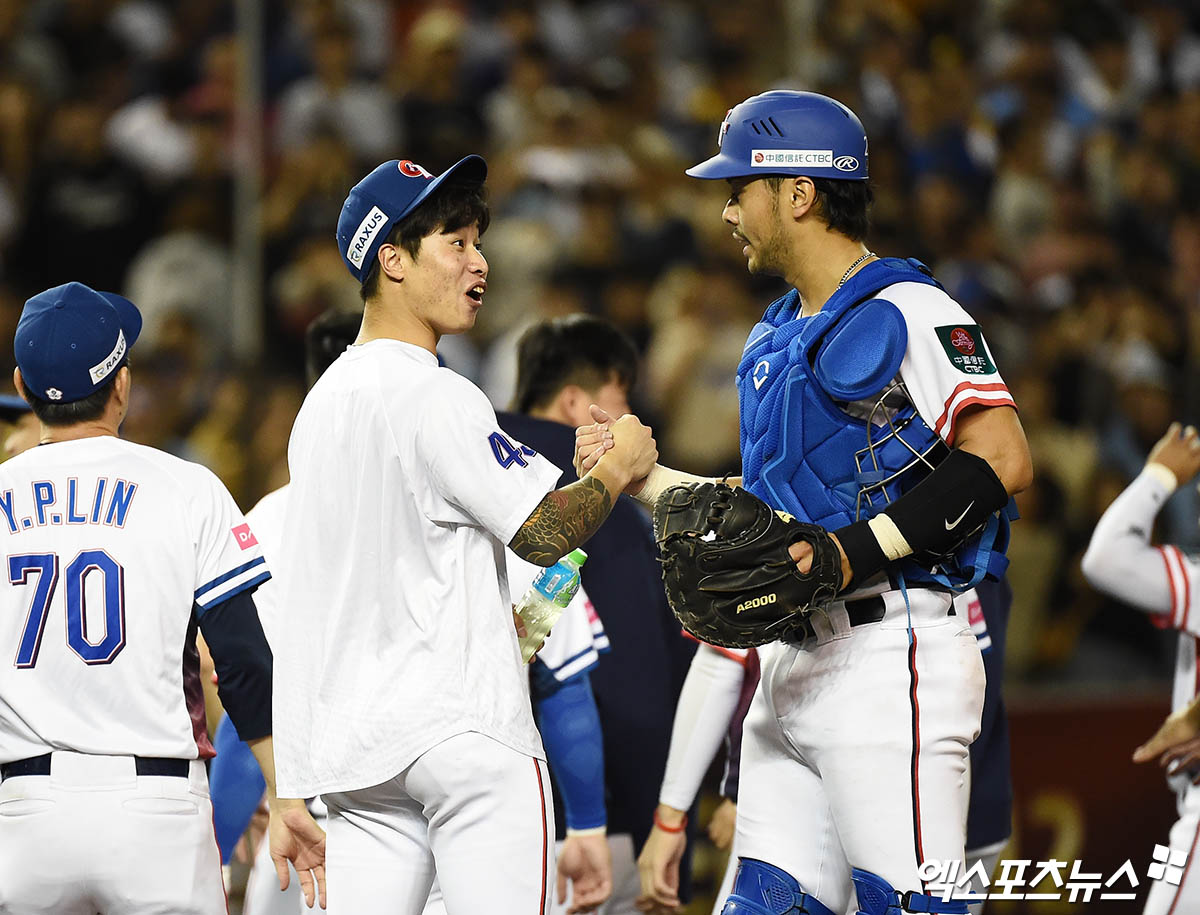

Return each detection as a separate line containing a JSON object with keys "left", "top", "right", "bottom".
{"left": 1, "top": 0, "right": 1199, "bottom": 685}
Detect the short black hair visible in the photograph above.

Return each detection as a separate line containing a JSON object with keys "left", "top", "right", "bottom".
{"left": 514, "top": 314, "right": 638, "bottom": 414}
{"left": 24, "top": 373, "right": 118, "bottom": 426}
{"left": 360, "top": 181, "right": 491, "bottom": 302}
{"left": 305, "top": 309, "right": 362, "bottom": 387}
{"left": 766, "top": 175, "right": 873, "bottom": 242}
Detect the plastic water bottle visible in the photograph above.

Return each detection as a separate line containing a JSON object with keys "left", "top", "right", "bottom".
{"left": 516, "top": 548, "right": 588, "bottom": 663}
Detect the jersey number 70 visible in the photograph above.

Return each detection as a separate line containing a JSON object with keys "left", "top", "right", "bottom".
{"left": 8, "top": 550, "right": 125, "bottom": 667}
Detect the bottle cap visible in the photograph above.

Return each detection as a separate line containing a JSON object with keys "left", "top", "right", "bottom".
{"left": 567, "top": 548, "right": 588, "bottom": 567}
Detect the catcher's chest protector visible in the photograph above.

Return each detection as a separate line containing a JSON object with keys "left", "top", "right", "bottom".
{"left": 737, "top": 258, "right": 942, "bottom": 529}
{"left": 736, "top": 259, "right": 1012, "bottom": 589}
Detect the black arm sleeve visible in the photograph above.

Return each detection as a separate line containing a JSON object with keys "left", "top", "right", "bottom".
{"left": 835, "top": 448, "right": 1009, "bottom": 586}
{"left": 196, "top": 589, "right": 273, "bottom": 741}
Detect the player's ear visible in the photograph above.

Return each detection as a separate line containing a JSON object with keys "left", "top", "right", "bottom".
{"left": 377, "top": 242, "right": 405, "bottom": 285}
{"left": 112, "top": 365, "right": 132, "bottom": 414}
{"left": 556, "top": 385, "right": 589, "bottom": 426}
{"left": 788, "top": 176, "right": 816, "bottom": 219}
{"left": 13, "top": 367, "right": 26, "bottom": 401}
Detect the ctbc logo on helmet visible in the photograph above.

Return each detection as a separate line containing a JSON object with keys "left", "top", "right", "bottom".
{"left": 834, "top": 155, "right": 859, "bottom": 172}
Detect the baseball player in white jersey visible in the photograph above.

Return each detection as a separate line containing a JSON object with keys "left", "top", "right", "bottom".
{"left": 0, "top": 282, "right": 326, "bottom": 914}
{"left": 248, "top": 486, "right": 612, "bottom": 914}
{"left": 271, "top": 155, "right": 656, "bottom": 914}
{"left": 640, "top": 586, "right": 1004, "bottom": 915}
{"left": 577, "top": 90, "right": 1031, "bottom": 915}
{"left": 1083, "top": 421, "right": 1200, "bottom": 914}
{"left": 424, "top": 565, "right": 613, "bottom": 915}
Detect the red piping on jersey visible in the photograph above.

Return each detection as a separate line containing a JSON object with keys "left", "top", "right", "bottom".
{"left": 1160, "top": 548, "right": 1180, "bottom": 628}
{"left": 534, "top": 760, "right": 549, "bottom": 915}
{"left": 940, "top": 395, "right": 1017, "bottom": 446}
{"left": 1174, "top": 547, "right": 1191, "bottom": 631}
{"left": 907, "top": 630, "right": 926, "bottom": 890}
{"left": 933, "top": 382, "right": 1012, "bottom": 438}
{"left": 1166, "top": 815, "right": 1200, "bottom": 915}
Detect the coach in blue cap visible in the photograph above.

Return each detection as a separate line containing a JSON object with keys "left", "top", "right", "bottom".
{"left": 13, "top": 281, "right": 142, "bottom": 434}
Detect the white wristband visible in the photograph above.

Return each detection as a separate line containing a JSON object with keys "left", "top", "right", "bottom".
{"left": 1145, "top": 462, "right": 1179, "bottom": 494}
{"left": 867, "top": 513, "right": 913, "bottom": 562}
{"left": 632, "top": 464, "right": 710, "bottom": 506}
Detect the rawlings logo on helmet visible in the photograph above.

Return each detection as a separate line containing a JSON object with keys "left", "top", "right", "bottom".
{"left": 834, "top": 156, "right": 859, "bottom": 172}
{"left": 397, "top": 160, "right": 433, "bottom": 179}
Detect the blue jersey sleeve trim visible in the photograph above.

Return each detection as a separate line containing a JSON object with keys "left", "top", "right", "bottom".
{"left": 196, "top": 571, "right": 271, "bottom": 615}
{"left": 545, "top": 645, "right": 600, "bottom": 677}
{"left": 195, "top": 556, "right": 267, "bottom": 600}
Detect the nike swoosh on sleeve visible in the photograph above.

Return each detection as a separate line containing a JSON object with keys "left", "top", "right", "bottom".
{"left": 944, "top": 501, "right": 975, "bottom": 531}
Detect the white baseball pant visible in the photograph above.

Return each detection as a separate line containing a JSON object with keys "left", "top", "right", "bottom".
{"left": 0, "top": 751, "right": 225, "bottom": 914}
{"left": 1142, "top": 779, "right": 1200, "bottom": 915}
{"left": 321, "top": 731, "right": 554, "bottom": 914}
{"left": 424, "top": 832, "right": 639, "bottom": 915}
{"left": 729, "top": 590, "right": 985, "bottom": 914}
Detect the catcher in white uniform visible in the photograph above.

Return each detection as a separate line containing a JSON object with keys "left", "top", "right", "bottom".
{"left": 1083, "top": 421, "right": 1200, "bottom": 915}
{"left": 577, "top": 90, "right": 1031, "bottom": 915}
{"left": 271, "top": 155, "right": 656, "bottom": 914}
{"left": 0, "top": 282, "right": 325, "bottom": 914}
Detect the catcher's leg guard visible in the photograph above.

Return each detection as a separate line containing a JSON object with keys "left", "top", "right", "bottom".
{"left": 851, "top": 868, "right": 969, "bottom": 914}
{"left": 719, "top": 857, "right": 836, "bottom": 915}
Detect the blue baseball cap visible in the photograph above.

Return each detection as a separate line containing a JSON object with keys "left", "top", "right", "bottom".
{"left": 687, "top": 90, "right": 869, "bottom": 181}
{"left": 15, "top": 282, "right": 142, "bottom": 404}
{"left": 336, "top": 155, "right": 488, "bottom": 283}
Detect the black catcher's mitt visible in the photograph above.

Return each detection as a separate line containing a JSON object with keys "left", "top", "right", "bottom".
{"left": 652, "top": 481, "right": 842, "bottom": 648}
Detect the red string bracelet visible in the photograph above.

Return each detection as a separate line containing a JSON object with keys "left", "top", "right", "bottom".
{"left": 653, "top": 810, "right": 687, "bottom": 833}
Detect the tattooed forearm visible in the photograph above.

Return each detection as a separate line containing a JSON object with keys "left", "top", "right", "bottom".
{"left": 509, "top": 476, "right": 613, "bottom": 566}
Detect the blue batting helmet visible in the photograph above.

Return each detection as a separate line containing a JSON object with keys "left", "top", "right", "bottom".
{"left": 687, "top": 90, "right": 868, "bottom": 181}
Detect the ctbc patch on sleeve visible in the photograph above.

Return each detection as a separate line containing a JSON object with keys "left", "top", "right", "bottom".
{"left": 934, "top": 324, "right": 996, "bottom": 375}
{"left": 232, "top": 522, "right": 258, "bottom": 550}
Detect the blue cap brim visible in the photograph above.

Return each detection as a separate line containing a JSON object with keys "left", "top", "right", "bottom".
{"left": 400, "top": 155, "right": 488, "bottom": 223}
{"left": 97, "top": 291, "right": 142, "bottom": 350}
{"left": 0, "top": 395, "right": 30, "bottom": 420}
{"left": 685, "top": 153, "right": 745, "bottom": 180}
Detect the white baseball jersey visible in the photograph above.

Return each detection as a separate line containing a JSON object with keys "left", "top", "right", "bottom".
{"left": 884, "top": 281, "right": 1016, "bottom": 447}
{"left": 0, "top": 436, "right": 268, "bottom": 763}
{"left": 273, "top": 339, "right": 561, "bottom": 798}
{"left": 1083, "top": 466, "right": 1200, "bottom": 725}
{"left": 837, "top": 280, "right": 1015, "bottom": 600}
{"left": 1082, "top": 465, "right": 1200, "bottom": 915}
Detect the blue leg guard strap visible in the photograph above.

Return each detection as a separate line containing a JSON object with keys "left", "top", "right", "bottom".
{"left": 720, "top": 858, "right": 837, "bottom": 915}
{"left": 852, "top": 868, "right": 969, "bottom": 914}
